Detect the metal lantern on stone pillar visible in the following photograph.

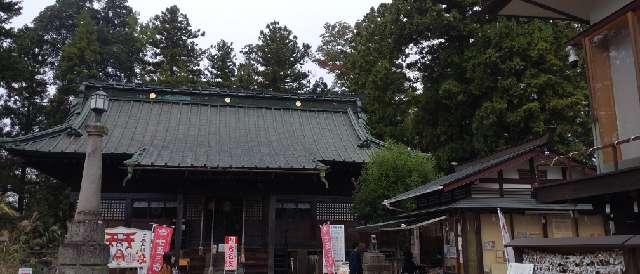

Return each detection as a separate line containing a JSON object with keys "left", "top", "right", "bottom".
{"left": 56, "top": 89, "right": 111, "bottom": 274}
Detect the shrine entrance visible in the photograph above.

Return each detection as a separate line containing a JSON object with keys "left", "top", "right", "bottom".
{"left": 204, "top": 198, "right": 243, "bottom": 245}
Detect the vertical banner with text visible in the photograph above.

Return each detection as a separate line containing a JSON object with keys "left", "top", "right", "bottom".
{"left": 224, "top": 236, "right": 238, "bottom": 271}
{"left": 147, "top": 225, "right": 174, "bottom": 274}
{"left": 330, "top": 225, "right": 345, "bottom": 263}
{"left": 320, "top": 223, "right": 335, "bottom": 274}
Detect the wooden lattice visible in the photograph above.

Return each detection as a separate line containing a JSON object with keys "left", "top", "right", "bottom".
{"left": 185, "top": 198, "right": 202, "bottom": 220}
{"left": 245, "top": 200, "right": 263, "bottom": 221}
{"left": 315, "top": 202, "right": 354, "bottom": 221}
{"left": 99, "top": 199, "right": 127, "bottom": 220}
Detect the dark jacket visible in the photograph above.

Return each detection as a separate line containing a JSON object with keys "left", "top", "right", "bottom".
{"left": 401, "top": 257, "right": 418, "bottom": 274}
{"left": 348, "top": 249, "right": 362, "bottom": 274}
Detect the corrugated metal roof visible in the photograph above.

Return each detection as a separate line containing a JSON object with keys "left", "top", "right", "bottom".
{"left": 1, "top": 83, "right": 381, "bottom": 170}
{"left": 384, "top": 136, "right": 548, "bottom": 204}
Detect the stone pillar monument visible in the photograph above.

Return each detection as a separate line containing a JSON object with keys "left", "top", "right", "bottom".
{"left": 57, "top": 91, "right": 110, "bottom": 274}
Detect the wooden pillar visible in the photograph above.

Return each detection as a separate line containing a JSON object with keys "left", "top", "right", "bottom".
{"left": 497, "top": 170, "right": 504, "bottom": 197}
{"left": 267, "top": 194, "right": 277, "bottom": 274}
{"left": 125, "top": 196, "right": 133, "bottom": 227}
{"left": 454, "top": 213, "right": 462, "bottom": 274}
{"left": 199, "top": 196, "right": 206, "bottom": 254}
{"left": 528, "top": 158, "right": 537, "bottom": 180}
{"left": 462, "top": 211, "right": 483, "bottom": 274}
{"left": 542, "top": 215, "right": 549, "bottom": 238}
{"left": 175, "top": 192, "right": 184, "bottom": 259}
{"left": 412, "top": 228, "right": 421, "bottom": 265}
{"left": 571, "top": 211, "right": 580, "bottom": 237}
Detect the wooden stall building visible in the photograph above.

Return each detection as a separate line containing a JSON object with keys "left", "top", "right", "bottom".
{"left": 367, "top": 136, "right": 605, "bottom": 274}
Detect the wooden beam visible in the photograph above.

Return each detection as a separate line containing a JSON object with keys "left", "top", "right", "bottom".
{"left": 536, "top": 167, "right": 640, "bottom": 202}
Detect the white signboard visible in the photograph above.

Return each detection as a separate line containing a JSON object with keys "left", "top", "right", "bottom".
{"left": 330, "top": 225, "right": 346, "bottom": 262}
{"left": 18, "top": 268, "right": 32, "bottom": 274}
{"left": 507, "top": 263, "right": 534, "bottom": 274}
{"left": 104, "top": 227, "right": 151, "bottom": 270}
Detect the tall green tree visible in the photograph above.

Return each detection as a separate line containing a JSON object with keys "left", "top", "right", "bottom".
{"left": 0, "top": 3, "right": 69, "bottom": 271}
{"left": 205, "top": 39, "right": 236, "bottom": 88}
{"left": 2, "top": 28, "right": 49, "bottom": 136}
{"left": 236, "top": 45, "right": 259, "bottom": 90}
{"left": 315, "top": 21, "right": 354, "bottom": 91}
{"left": 342, "top": 4, "right": 414, "bottom": 143}
{"left": 409, "top": 2, "right": 589, "bottom": 166}
{"left": 250, "top": 21, "right": 311, "bottom": 93}
{"left": 30, "top": 0, "right": 94, "bottom": 69}
{"left": 52, "top": 10, "right": 101, "bottom": 125}
{"left": 340, "top": 0, "right": 590, "bottom": 169}
{"left": 353, "top": 142, "right": 440, "bottom": 222}
{"left": 143, "top": 5, "right": 205, "bottom": 86}
{"left": 30, "top": 0, "right": 144, "bottom": 82}
{"left": 0, "top": 0, "right": 21, "bottom": 83}
{"left": 96, "top": 0, "right": 144, "bottom": 82}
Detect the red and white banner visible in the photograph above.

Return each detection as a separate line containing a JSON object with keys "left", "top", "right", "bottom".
{"left": 320, "top": 223, "right": 335, "bottom": 274}
{"left": 224, "top": 236, "right": 238, "bottom": 271}
{"left": 147, "top": 225, "right": 174, "bottom": 274}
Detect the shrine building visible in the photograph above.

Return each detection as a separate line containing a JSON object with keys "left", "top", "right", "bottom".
{"left": 1, "top": 81, "right": 382, "bottom": 274}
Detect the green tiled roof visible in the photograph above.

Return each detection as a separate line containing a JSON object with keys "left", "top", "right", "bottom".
{"left": 1, "top": 82, "right": 381, "bottom": 170}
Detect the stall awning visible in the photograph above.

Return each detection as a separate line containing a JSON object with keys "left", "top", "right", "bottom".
{"left": 354, "top": 215, "right": 447, "bottom": 232}
{"left": 535, "top": 166, "right": 640, "bottom": 202}
{"left": 485, "top": 0, "right": 634, "bottom": 24}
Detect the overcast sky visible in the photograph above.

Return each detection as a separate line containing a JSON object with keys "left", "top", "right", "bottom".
{"left": 13, "top": 0, "right": 390, "bottom": 82}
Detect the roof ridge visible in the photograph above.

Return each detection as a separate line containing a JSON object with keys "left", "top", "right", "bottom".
{"left": 82, "top": 81, "right": 361, "bottom": 102}
{"left": 455, "top": 134, "right": 549, "bottom": 172}
{"left": 106, "top": 96, "right": 352, "bottom": 113}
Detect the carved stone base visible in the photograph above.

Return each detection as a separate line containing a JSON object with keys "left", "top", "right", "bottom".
{"left": 56, "top": 220, "right": 109, "bottom": 274}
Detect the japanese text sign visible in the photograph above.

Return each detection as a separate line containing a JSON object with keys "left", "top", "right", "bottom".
{"left": 147, "top": 225, "right": 173, "bottom": 274}
{"left": 224, "top": 236, "right": 238, "bottom": 271}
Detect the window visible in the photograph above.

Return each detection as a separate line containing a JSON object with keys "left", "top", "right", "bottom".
{"left": 517, "top": 169, "right": 533, "bottom": 179}
{"left": 131, "top": 200, "right": 176, "bottom": 219}
{"left": 537, "top": 170, "right": 548, "bottom": 180}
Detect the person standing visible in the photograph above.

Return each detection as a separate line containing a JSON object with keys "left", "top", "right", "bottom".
{"left": 159, "top": 252, "right": 175, "bottom": 274}
{"left": 348, "top": 242, "right": 363, "bottom": 274}
{"left": 401, "top": 250, "right": 418, "bottom": 274}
